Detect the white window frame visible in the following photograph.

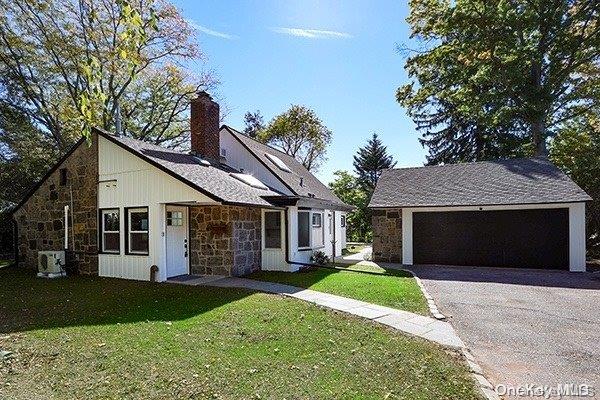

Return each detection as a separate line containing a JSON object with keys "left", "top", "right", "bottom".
{"left": 298, "top": 210, "right": 312, "bottom": 250}
{"left": 101, "top": 209, "right": 120, "bottom": 254}
{"left": 127, "top": 207, "right": 149, "bottom": 255}
{"left": 312, "top": 213, "right": 322, "bottom": 227}
{"left": 167, "top": 210, "right": 183, "bottom": 226}
{"left": 312, "top": 211, "right": 325, "bottom": 248}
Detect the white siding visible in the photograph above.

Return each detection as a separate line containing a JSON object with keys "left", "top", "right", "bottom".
{"left": 284, "top": 207, "right": 345, "bottom": 266}
{"left": 335, "top": 212, "right": 347, "bottom": 255}
{"left": 220, "top": 129, "right": 292, "bottom": 194}
{"left": 401, "top": 203, "right": 587, "bottom": 272}
{"left": 569, "top": 202, "right": 586, "bottom": 272}
{"left": 97, "top": 136, "right": 217, "bottom": 282}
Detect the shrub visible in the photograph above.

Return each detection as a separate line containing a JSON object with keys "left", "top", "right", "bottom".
{"left": 310, "top": 250, "right": 330, "bottom": 266}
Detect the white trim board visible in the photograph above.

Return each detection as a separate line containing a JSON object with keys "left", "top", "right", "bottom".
{"left": 400, "top": 202, "right": 586, "bottom": 272}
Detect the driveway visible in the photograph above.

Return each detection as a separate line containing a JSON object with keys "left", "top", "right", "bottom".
{"left": 408, "top": 265, "right": 600, "bottom": 396}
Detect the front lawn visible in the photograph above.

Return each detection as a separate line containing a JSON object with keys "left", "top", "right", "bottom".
{"left": 249, "top": 262, "right": 429, "bottom": 315}
{"left": 0, "top": 266, "right": 479, "bottom": 399}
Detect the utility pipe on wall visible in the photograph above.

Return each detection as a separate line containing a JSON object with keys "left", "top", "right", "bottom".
{"left": 64, "top": 205, "right": 69, "bottom": 250}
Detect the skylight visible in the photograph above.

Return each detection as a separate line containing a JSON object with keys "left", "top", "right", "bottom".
{"left": 230, "top": 173, "right": 269, "bottom": 190}
{"left": 265, "top": 153, "right": 292, "bottom": 173}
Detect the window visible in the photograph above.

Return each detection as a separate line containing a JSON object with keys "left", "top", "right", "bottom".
{"left": 341, "top": 215, "right": 346, "bottom": 228}
{"left": 127, "top": 208, "right": 149, "bottom": 255}
{"left": 312, "top": 213, "right": 322, "bottom": 227}
{"left": 298, "top": 211, "right": 310, "bottom": 248}
{"left": 59, "top": 168, "right": 68, "bottom": 186}
{"left": 167, "top": 211, "right": 183, "bottom": 226}
{"left": 264, "top": 211, "right": 282, "bottom": 249}
{"left": 100, "top": 209, "right": 119, "bottom": 253}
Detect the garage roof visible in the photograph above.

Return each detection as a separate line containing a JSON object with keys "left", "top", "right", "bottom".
{"left": 369, "top": 157, "right": 592, "bottom": 208}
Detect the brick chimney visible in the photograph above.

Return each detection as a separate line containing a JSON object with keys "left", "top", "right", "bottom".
{"left": 191, "top": 91, "right": 220, "bottom": 161}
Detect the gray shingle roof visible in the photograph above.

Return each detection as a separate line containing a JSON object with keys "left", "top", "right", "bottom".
{"left": 96, "top": 129, "right": 283, "bottom": 207}
{"left": 223, "top": 126, "right": 351, "bottom": 210}
{"left": 369, "top": 157, "right": 591, "bottom": 208}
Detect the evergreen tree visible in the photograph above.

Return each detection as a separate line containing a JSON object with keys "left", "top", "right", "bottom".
{"left": 353, "top": 133, "right": 397, "bottom": 192}
{"left": 328, "top": 171, "right": 369, "bottom": 242}
{"left": 243, "top": 110, "right": 265, "bottom": 138}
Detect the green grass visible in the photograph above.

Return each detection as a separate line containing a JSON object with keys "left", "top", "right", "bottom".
{"left": 249, "top": 262, "right": 429, "bottom": 315}
{"left": 0, "top": 266, "right": 479, "bottom": 400}
{"left": 0, "top": 259, "right": 12, "bottom": 268}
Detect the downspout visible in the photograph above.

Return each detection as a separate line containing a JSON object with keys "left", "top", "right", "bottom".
{"left": 283, "top": 209, "right": 324, "bottom": 268}
{"left": 331, "top": 210, "right": 336, "bottom": 261}
{"left": 283, "top": 209, "right": 367, "bottom": 274}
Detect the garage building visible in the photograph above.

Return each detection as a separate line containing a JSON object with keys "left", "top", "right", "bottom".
{"left": 368, "top": 157, "right": 591, "bottom": 271}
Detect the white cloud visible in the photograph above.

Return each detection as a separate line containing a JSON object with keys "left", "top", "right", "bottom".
{"left": 187, "top": 20, "right": 237, "bottom": 40}
{"left": 271, "top": 27, "right": 352, "bottom": 39}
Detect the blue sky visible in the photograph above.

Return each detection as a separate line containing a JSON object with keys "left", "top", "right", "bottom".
{"left": 172, "top": 0, "right": 425, "bottom": 184}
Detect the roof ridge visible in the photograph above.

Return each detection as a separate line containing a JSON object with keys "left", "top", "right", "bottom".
{"left": 385, "top": 157, "right": 550, "bottom": 172}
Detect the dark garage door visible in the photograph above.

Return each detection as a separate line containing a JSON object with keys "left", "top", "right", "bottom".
{"left": 413, "top": 209, "right": 569, "bottom": 269}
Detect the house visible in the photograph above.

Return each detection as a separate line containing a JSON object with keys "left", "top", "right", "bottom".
{"left": 368, "top": 158, "right": 591, "bottom": 271}
{"left": 12, "top": 92, "right": 351, "bottom": 281}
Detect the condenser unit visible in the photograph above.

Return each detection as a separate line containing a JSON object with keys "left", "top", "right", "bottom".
{"left": 37, "top": 251, "right": 66, "bottom": 278}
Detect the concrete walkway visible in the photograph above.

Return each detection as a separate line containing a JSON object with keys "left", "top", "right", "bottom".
{"left": 334, "top": 246, "right": 372, "bottom": 264}
{"left": 201, "top": 277, "right": 465, "bottom": 349}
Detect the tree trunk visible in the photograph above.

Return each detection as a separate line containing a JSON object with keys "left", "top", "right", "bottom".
{"left": 531, "top": 118, "right": 547, "bottom": 156}
{"left": 529, "top": 60, "right": 548, "bottom": 157}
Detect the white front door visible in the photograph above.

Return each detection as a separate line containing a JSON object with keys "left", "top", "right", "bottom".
{"left": 166, "top": 206, "right": 188, "bottom": 278}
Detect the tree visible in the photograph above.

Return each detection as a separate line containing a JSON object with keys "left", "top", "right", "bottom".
{"left": 398, "top": 0, "right": 600, "bottom": 161}
{"left": 0, "top": 101, "right": 58, "bottom": 204}
{"left": 353, "top": 133, "right": 396, "bottom": 192}
{"left": 550, "top": 114, "right": 600, "bottom": 253}
{"left": 328, "top": 171, "right": 370, "bottom": 241}
{"left": 243, "top": 110, "right": 265, "bottom": 138}
{"left": 0, "top": 0, "right": 214, "bottom": 149}
{"left": 258, "top": 105, "right": 332, "bottom": 171}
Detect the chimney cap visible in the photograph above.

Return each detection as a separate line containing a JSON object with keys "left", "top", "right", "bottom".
{"left": 195, "top": 90, "right": 213, "bottom": 101}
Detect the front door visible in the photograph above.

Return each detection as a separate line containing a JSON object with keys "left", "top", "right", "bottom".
{"left": 261, "top": 210, "right": 286, "bottom": 270}
{"left": 166, "top": 206, "right": 188, "bottom": 277}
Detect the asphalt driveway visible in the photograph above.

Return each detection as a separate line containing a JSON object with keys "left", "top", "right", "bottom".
{"left": 408, "top": 265, "right": 600, "bottom": 396}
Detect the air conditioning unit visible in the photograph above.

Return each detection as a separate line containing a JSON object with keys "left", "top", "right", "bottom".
{"left": 37, "top": 251, "right": 66, "bottom": 278}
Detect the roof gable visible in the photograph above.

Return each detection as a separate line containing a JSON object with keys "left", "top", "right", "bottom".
{"left": 95, "top": 128, "right": 283, "bottom": 207}
{"left": 369, "top": 157, "right": 591, "bottom": 208}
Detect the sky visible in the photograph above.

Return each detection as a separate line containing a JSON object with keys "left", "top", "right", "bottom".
{"left": 172, "top": 0, "right": 426, "bottom": 184}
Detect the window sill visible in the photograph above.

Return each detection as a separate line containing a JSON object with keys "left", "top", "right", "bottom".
{"left": 125, "top": 252, "right": 150, "bottom": 256}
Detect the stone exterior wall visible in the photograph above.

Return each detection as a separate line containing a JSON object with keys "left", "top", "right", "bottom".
{"left": 372, "top": 208, "right": 402, "bottom": 263}
{"left": 13, "top": 135, "right": 99, "bottom": 274}
{"left": 189, "top": 205, "right": 261, "bottom": 276}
